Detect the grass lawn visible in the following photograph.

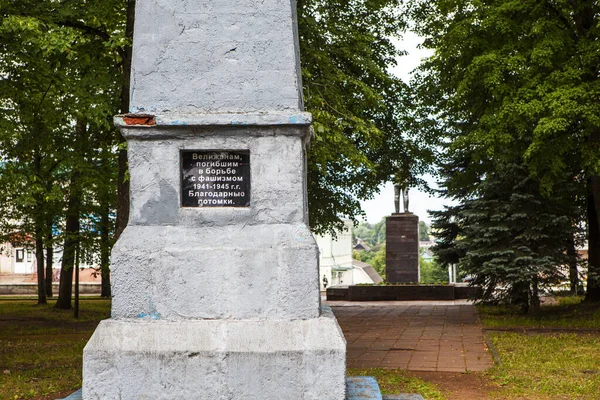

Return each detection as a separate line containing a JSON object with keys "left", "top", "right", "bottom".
{"left": 480, "top": 296, "right": 600, "bottom": 399}
{"left": 478, "top": 296, "right": 600, "bottom": 329}
{"left": 347, "top": 368, "right": 446, "bottom": 399}
{"left": 0, "top": 298, "right": 111, "bottom": 400}
{"left": 488, "top": 332, "right": 600, "bottom": 399}
{"left": 2, "top": 296, "right": 600, "bottom": 399}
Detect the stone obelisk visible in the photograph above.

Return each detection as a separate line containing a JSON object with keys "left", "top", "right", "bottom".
{"left": 82, "top": 1, "right": 346, "bottom": 398}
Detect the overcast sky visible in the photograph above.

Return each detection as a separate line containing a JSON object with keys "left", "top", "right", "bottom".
{"left": 358, "top": 31, "right": 455, "bottom": 225}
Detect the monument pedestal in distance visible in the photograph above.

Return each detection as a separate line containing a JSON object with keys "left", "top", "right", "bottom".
{"left": 81, "top": 0, "right": 346, "bottom": 398}
{"left": 386, "top": 213, "right": 420, "bottom": 283}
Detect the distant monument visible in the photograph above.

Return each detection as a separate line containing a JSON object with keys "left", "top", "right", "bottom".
{"left": 81, "top": 1, "right": 346, "bottom": 398}
{"left": 387, "top": 171, "right": 420, "bottom": 283}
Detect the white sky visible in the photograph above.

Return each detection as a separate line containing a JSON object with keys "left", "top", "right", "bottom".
{"left": 358, "top": 31, "right": 455, "bottom": 225}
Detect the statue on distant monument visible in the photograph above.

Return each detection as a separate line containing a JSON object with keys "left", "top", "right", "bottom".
{"left": 394, "top": 184, "right": 409, "bottom": 213}
{"left": 393, "top": 164, "right": 411, "bottom": 214}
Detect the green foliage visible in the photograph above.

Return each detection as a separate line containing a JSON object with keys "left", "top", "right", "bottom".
{"left": 353, "top": 218, "right": 387, "bottom": 247}
{"left": 298, "top": 0, "right": 413, "bottom": 233}
{"left": 0, "top": 0, "right": 124, "bottom": 296}
{"left": 430, "top": 205, "right": 465, "bottom": 268}
{"left": 410, "top": 0, "right": 598, "bottom": 307}
{"left": 432, "top": 162, "right": 581, "bottom": 311}
{"left": 354, "top": 245, "right": 386, "bottom": 279}
{"left": 1, "top": 0, "right": 416, "bottom": 254}
{"left": 418, "top": 220, "right": 429, "bottom": 241}
{"left": 419, "top": 256, "right": 447, "bottom": 284}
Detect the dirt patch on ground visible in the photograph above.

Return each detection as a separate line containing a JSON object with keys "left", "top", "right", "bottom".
{"left": 38, "top": 390, "right": 73, "bottom": 400}
{"left": 408, "top": 371, "right": 497, "bottom": 400}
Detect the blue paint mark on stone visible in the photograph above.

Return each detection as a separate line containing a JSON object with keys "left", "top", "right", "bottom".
{"left": 289, "top": 115, "right": 301, "bottom": 124}
{"left": 346, "top": 377, "right": 425, "bottom": 400}
{"left": 346, "top": 376, "right": 383, "bottom": 400}
{"left": 137, "top": 299, "right": 161, "bottom": 320}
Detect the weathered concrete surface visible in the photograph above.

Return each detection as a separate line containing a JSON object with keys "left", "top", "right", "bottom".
{"left": 130, "top": 0, "right": 303, "bottom": 114}
{"left": 110, "top": 224, "right": 320, "bottom": 320}
{"left": 83, "top": 306, "right": 346, "bottom": 400}
{"left": 82, "top": 0, "right": 349, "bottom": 398}
{"left": 115, "top": 111, "right": 313, "bottom": 128}
{"left": 123, "top": 127, "right": 311, "bottom": 228}
{"left": 66, "top": 379, "right": 425, "bottom": 400}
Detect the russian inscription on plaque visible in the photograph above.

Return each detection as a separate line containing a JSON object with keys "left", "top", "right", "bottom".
{"left": 181, "top": 150, "right": 250, "bottom": 207}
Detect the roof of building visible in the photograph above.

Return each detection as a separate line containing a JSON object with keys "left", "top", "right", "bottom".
{"left": 352, "top": 260, "right": 383, "bottom": 284}
{"left": 353, "top": 239, "right": 371, "bottom": 252}
{"left": 421, "top": 248, "right": 434, "bottom": 260}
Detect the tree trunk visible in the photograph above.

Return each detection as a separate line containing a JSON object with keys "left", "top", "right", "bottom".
{"left": 584, "top": 176, "right": 600, "bottom": 302}
{"left": 74, "top": 242, "right": 80, "bottom": 318}
{"left": 35, "top": 225, "right": 46, "bottom": 305}
{"left": 529, "top": 278, "right": 540, "bottom": 314}
{"left": 567, "top": 234, "right": 579, "bottom": 295}
{"left": 55, "top": 118, "right": 84, "bottom": 311}
{"left": 45, "top": 228, "right": 53, "bottom": 298}
{"left": 33, "top": 152, "right": 46, "bottom": 305}
{"left": 100, "top": 196, "right": 111, "bottom": 298}
{"left": 54, "top": 186, "right": 80, "bottom": 309}
{"left": 115, "top": 0, "right": 136, "bottom": 240}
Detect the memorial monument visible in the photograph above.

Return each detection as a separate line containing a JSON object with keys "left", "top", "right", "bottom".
{"left": 81, "top": 1, "right": 346, "bottom": 398}
{"left": 386, "top": 177, "right": 420, "bottom": 284}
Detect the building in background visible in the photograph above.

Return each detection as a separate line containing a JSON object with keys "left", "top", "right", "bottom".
{"left": 0, "top": 237, "right": 97, "bottom": 277}
{"left": 314, "top": 221, "right": 382, "bottom": 290}
{"left": 353, "top": 239, "right": 371, "bottom": 252}
{"left": 0, "top": 236, "right": 36, "bottom": 274}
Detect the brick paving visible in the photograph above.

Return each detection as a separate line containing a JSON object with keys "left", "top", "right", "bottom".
{"left": 330, "top": 302, "right": 493, "bottom": 372}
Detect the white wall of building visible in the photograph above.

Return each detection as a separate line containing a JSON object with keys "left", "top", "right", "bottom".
{"left": 0, "top": 242, "right": 36, "bottom": 274}
{"left": 314, "top": 220, "right": 382, "bottom": 289}
{"left": 0, "top": 243, "right": 13, "bottom": 273}
{"left": 0, "top": 241, "right": 97, "bottom": 275}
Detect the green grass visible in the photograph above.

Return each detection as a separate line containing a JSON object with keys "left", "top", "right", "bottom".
{"left": 478, "top": 296, "right": 600, "bottom": 329}
{"left": 478, "top": 297, "right": 600, "bottom": 399}
{"left": 2, "top": 297, "right": 600, "bottom": 399}
{"left": 487, "top": 332, "right": 600, "bottom": 399}
{"left": 347, "top": 368, "right": 446, "bottom": 399}
{"left": 0, "top": 299, "right": 111, "bottom": 400}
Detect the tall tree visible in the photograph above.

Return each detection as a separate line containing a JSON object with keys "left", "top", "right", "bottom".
{"left": 0, "top": 0, "right": 123, "bottom": 306}
{"left": 0, "top": 7, "right": 73, "bottom": 303}
{"left": 297, "top": 0, "right": 413, "bottom": 233}
{"left": 410, "top": 0, "right": 599, "bottom": 301}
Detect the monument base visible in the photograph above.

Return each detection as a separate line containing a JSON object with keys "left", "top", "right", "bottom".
{"left": 65, "top": 377, "right": 425, "bottom": 400}
{"left": 83, "top": 306, "right": 346, "bottom": 400}
{"left": 386, "top": 213, "right": 420, "bottom": 284}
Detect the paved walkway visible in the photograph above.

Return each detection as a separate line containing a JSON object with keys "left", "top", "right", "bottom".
{"left": 329, "top": 302, "right": 493, "bottom": 372}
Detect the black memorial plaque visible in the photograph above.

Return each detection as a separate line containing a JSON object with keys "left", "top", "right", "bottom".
{"left": 181, "top": 150, "right": 250, "bottom": 207}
